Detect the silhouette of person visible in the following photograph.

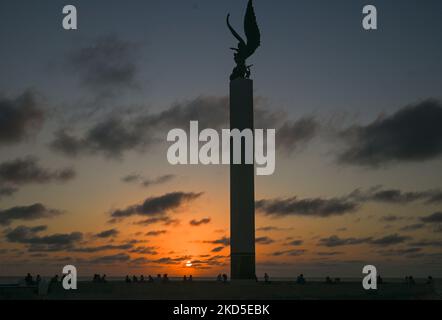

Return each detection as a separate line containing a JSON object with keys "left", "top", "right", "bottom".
{"left": 325, "top": 276, "right": 332, "bottom": 284}
{"left": 48, "top": 274, "right": 59, "bottom": 293}
{"left": 222, "top": 274, "right": 228, "bottom": 283}
{"left": 61, "top": 273, "right": 67, "bottom": 282}
{"left": 36, "top": 274, "right": 41, "bottom": 285}
{"left": 157, "top": 274, "right": 162, "bottom": 282}
{"left": 296, "top": 274, "right": 306, "bottom": 284}
{"left": 264, "top": 273, "right": 270, "bottom": 283}
{"left": 125, "top": 275, "right": 131, "bottom": 283}
{"left": 162, "top": 274, "right": 169, "bottom": 283}
{"left": 377, "top": 274, "right": 383, "bottom": 285}
{"left": 426, "top": 276, "right": 434, "bottom": 285}
{"left": 217, "top": 274, "right": 222, "bottom": 282}
{"left": 183, "top": 275, "right": 187, "bottom": 282}
{"left": 25, "top": 273, "right": 33, "bottom": 286}
{"left": 148, "top": 275, "right": 154, "bottom": 283}
{"left": 140, "top": 275, "right": 145, "bottom": 282}
{"left": 189, "top": 275, "right": 193, "bottom": 282}
{"left": 132, "top": 275, "right": 138, "bottom": 283}
{"left": 101, "top": 274, "right": 107, "bottom": 283}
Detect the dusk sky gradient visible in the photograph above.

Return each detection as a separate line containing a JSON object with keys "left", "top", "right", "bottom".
{"left": 0, "top": 0, "right": 442, "bottom": 278}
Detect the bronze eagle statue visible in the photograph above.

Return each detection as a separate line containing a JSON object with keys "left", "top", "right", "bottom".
{"left": 227, "top": 0, "right": 261, "bottom": 81}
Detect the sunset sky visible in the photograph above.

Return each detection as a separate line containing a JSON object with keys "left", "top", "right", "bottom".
{"left": 1, "top": 0, "right": 442, "bottom": 278}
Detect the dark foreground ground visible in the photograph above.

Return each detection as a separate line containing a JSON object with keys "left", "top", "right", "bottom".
{"left": 0, "top": 281, "right": 440, "bottom": 300}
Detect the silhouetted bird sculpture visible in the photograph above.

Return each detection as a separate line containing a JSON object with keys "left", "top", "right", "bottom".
{"left": 227, "top": 0, "right": 261, "bottom": 81}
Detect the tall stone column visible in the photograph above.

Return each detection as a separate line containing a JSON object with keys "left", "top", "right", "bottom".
{"left": 230, "top": 78, "right": 255, "bottom": 280}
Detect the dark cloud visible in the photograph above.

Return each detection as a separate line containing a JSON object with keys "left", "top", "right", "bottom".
{"left": 90, "top": 253, "right": 131, "bottom": 264}
{"left": 319, "top": 234, "right": 410, "bottom": 247}
{"left": 121, "top": 174, "right": 141, "bottom": 183}
{"left": 4, "top": 225, "right": 47, "bottom": 239}
{"left": 0, "top": 186, "right": 18, "bottom": 199}
{"left": 68, "top": 35, "right": 140, "bottom": 92}
{"left": 189, "top": 218, "right": 211, "bottom": 226}
{"left": 150, "top": 255, "right": 192, "bottom": 265}
{"left": 129, "top": 246, "right": 158, "bottom": 255}
{"left": 149, "top": 96, "right": 283, "bottom": 131}
{"left": 0, "top": 156, "right": 75, "bottom": 200}
{"left": 72, "top": 244, "right": 132, "bottom": 253}
{"left": 427, "top": 192, "right": 442, "bottom": 204}
{"left": 348, "top": 186, "right": 442, "bottom": 205}
{"left": 204, "top": 255, "right": 229, "bottom": 267}
{"left": 338, "top": 99, "right": 442, "bottom": 166}
{"left": 256, "top": 226, "right": 293, "bottom": 232}
{"left": 318, "top": 235, "right": 372, "bottom": 247}
{"left": 271, "top": 249, "right": 306, "bottom": 256}
{"left": 255, "top": 236, "right": 275, "bottom": 245}
{"left": 377, "top": 247, "right": 422, "bottom": 257}
{"left": 361, "top": 190, "right": 424, "bottom": 204}
{"left": 150, "top": 257, "right": 178, "bottom": 265}
{"left": 49, "top": 129, "right": 83, "bottom": 157}
{"left": 400, "top": 224, "right": 426, "bottom": 232}
{"left": 29, "top": 253, "right": 48, "bottom": 258}
{"left": 94, "top": 229, "right": 119, "bottom": 238}
{"left": 408, "top": 240, "right": 442, "bottom": 247}
{"left": 143, "top": 174, "right": 176, "bottom": 187}
{"left": 51, "top": 117, "right": 153, "bottom": 158}
{"left": 369, "top": 234, "right": 411, "bottom": 246}
{"left": 316, "top": 251, "right": 343, "bottom": 256}
{"left": 204, "top": 236, "right": 230, "bottom": 246}
{"left": 51, "top": 95, "right": 315, "bottom": 158}
{"left": 0, "top": 90, "right": 44, "bottom": 146}
{"left": 50, "top": 96, "right": 228, "bottom": 158}
{"left": 379, "top": 215, "right": 405, "bottom": 222}
{"left": 145, "top": 230, "right": 167, "bottom": 237}
{"left": 122, "top": 174, "right": 176, "bottom": 188}
{"left": 0, "top": 203, "right": 63, "bottom": 226}
{"left": 256, "top": 196, "right": 358, "bottom": 218}
{"left": 110, "top": 192, "right": 203, "bottom": 220}
{"left": 126, "top": 239, "right": 149, "bottom": 245}
{"left": 133, "top": 216, "right": 180, "bottom": 226}
{"left": 0, "top": 157, "right": 75, "bottom": 188}
{"left": 276, "top": 117, "right": 319, "bottom": 153}
{"left": 421, "top": 212, "right": 442, "bottom": 223}
{"left": 148, "top": 96, "right": 229, "bottom": 130}
{"left": 287, "top": 240, "right": 304, "bottom": 246}
{"left": 5, "top": 225, "right": 82, "bottom": 252}
{"left": 81, "top": 117, "right": 147, "bottom": 156}
{"left": 211, "top": 246, "right": 225, "bottom": 253}
{"left": 129, "top": 257, "right": 151, "bottom": 265}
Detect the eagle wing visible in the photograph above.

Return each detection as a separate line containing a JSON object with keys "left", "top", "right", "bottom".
{"left": 226, "top": 14, "right": 246, "bottom": 48}
{"left": 244, "top": 0, "right": 261, "bottom": 58}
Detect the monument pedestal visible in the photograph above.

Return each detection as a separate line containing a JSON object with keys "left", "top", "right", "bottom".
{"left": 230, "top": 78, "right": 255, "bottom": 280}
